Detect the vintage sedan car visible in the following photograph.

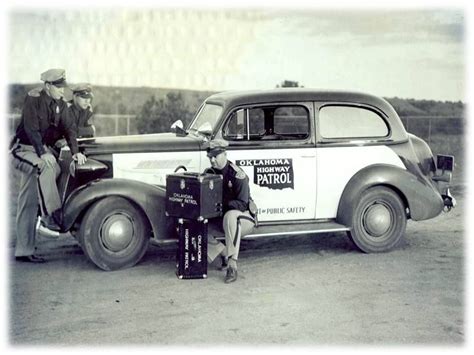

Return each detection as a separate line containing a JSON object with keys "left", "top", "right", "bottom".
{"left": 54, "top": 89, "right": 455, "bottom": 270}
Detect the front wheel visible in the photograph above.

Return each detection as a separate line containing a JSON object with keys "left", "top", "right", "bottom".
{"left": 349, "top": 187, "right": 406, "bottom": 253}
{"left": 79, "top": 196, "right": 150, "bottom": 270}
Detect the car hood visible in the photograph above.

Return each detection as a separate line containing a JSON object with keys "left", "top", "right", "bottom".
{"left": 78, "top": 133, "right": 205, "bottom": 155}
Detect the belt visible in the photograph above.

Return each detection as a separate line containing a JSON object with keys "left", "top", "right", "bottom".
{"left": 9, "top": 137, "right": 19, "bottom": 152}
{"left": 17, "top": 138, "right": 33, "bottom": 146}
{"left": 9, "top": 136, "right": 18, "bottom": 149}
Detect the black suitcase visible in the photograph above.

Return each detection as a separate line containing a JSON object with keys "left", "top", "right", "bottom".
{"left": 176, "top": 218, "right": 208, "bottom": 279}
{"left": 165, "top": 172, "right": 223, "bottom": 220}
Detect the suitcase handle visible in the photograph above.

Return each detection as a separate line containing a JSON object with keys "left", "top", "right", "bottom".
{"left": 174, "top": 165, "right": 188, "bottom": 173}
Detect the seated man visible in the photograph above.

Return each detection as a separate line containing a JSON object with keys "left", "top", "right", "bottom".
{"left": 54, "top": 84, "right": 95, "bottom": 154}
{"left": 68, "top": 83, "right": 95, "bottom": 138}
{"left": 205, "top": 139, "right": 256, "bottom": 283}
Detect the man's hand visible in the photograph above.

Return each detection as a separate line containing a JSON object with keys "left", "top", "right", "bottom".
{"left": 40, "top": 152, "right": 57, "bottom": 168}
{"left": 73, "top": 152, "right": 87, "bottom": 165}
{"left": 55, "top": 138, "right": 67, "bottom": 149}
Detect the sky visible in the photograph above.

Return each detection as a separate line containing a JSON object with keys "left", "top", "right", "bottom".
{"left": 4, "top": 3, "right": 466, "bottom": 101}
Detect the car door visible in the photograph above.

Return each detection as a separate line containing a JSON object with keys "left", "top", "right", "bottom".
{"left": 210, "top": 103, "right": 317, "bottom": 223}
{"left": 314, "top": 103, "right": 405, "bottom": 219}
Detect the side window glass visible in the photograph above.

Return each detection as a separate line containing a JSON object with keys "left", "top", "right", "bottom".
{"left": 224, "top": 105, "right": 310, "bottom": 141}
{"left": 224, "top": 109, "right": 247, "bottom": 140}
{"left": 274, "top": 106, "right": 309, "bottom": 139}
{"left": 248, "top": 108, "right": 265, "bottom": 140}
{"left": 319, "top": 105, "right": 389, "bottom": 139}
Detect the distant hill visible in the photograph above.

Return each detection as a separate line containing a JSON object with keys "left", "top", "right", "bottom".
{"left": 7, "top": 84, "right": 464, "bottom": 117}
{"left": 8, "top": 84, "right": 216, "bottom": 116}
{"left": 385, "top": 97, "right": 464, "bottom": 117}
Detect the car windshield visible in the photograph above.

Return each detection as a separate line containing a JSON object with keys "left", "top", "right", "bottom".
{"left": 188, "top": 103, "right": 223, "bottom": 136}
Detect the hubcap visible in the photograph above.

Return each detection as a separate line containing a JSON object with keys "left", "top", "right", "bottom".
{"left": 363, "top": 203, "right": 391, "bottom": 237}
{"left": 100, "top": 213, "right": 134, "bottom": 252}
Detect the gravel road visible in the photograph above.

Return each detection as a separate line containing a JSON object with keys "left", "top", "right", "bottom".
{"left": 8, "top": 190, "right": 464, "bottom": 346}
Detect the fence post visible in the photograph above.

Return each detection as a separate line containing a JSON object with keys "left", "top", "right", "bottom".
{"left": 428, "top": 117, "right": 432, "bottom": 145}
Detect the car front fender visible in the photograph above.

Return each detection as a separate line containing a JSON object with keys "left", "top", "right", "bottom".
{"left": 336, "top": 164, "right": 444, "bottom": 226}
{"left": 62, "top": 178, "right": 173, "bottom": 240}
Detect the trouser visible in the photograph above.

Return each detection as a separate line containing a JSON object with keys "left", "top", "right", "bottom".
{"left": 11, "top": 143, "right": 61, "bottom": 256}
{"left": 208, "top": 210, "right": 255, "bottom": 262}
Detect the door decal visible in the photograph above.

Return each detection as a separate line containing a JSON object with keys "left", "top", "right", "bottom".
{"left": 236, "top": 158, "right": 294, "bottom": 190}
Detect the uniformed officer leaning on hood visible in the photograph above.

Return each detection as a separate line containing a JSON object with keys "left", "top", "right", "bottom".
{"left": 69, "top": 83, "right": 95, "bottom": 138}
{"left": 205, "top": 139, "right": 257, "bottom": 283}
{"left": 10, "top": 69, "right": 87, "bottom": 263}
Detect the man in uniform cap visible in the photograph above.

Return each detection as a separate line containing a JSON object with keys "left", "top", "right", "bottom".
{"left": 205, "top": 139, "right": 256, "bottom": 283}
{"left": 68, "top": 83, "right": 95, "bottom": 138}
{"left": 10, "top": 68, "right": 87, "bottom": 262}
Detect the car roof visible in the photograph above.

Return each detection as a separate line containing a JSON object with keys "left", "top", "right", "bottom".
{"left": 205, "top": 88, "right": 395, "bottom": 114}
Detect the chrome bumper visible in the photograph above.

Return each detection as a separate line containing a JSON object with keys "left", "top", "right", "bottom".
{"left": 442, "top": 188, "right": 456, "bottom": 212}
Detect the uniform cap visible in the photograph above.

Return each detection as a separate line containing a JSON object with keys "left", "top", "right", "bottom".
{"left": 71, "top": 83, "right": 93, "bottom": 98}
{"left": 206, "top": 139, "right": 229, "bottom": 157}
{"left": 40, "top": 68, "right": 67, "bottom": 87}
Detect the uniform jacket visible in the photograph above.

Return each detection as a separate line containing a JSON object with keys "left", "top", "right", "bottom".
{"left": 68, "top": 104, "right": 95, "bottom": 138}
{"left": 14, "top": 88, "right": 79, "bottom": 156}
{"left": 215, "top": 161, "right": 251, "bottom": 212}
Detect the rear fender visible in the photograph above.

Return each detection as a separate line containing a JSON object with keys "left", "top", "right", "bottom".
{"left": 336, "top": 164, "right": 444, "bottom": 226}
{"left": 62, "top": 178, "right": 173, "bottom": 240}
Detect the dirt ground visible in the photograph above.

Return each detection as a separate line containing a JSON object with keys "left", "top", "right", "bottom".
{"left": 7, "top": 187, "right": 465, "bottom": 346}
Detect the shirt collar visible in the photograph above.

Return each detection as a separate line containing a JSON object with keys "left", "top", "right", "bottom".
{"left": 215, "top": 161, "right": 230, "bottom": 174}
{"left": 40, "top": 89, "right": 54, "bottom": 105}
{"left": 41, "top": 89, "right": 64, "bottom": 110}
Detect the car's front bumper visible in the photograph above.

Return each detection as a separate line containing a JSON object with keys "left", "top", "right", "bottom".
{"left": 442, "top": 188, "right": 456, "bottom": 211}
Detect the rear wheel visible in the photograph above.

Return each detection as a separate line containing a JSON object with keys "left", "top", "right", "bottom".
{"left": 349, "top": 187, "right": 406, "bottom": 253}
{"left": 79, "top": 196, "right": 150, "bottom": 270}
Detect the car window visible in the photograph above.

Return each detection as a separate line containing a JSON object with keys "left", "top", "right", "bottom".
{"left": 319, "top": 105, "right": 389, "bottom": 139}
{"left": 248, "top": 108, "right": 265, "bottom": 139}
{"left": 188, "top": 103, "right": 223, "bottom": 136}
{"left": 224, "top": 109, "right": 247, "bottom": 140}
{"left": 224, "top": 105, "right": 309, "bottom": 141}
{"left": 274, "top": 106, "right": 309, "bottom": 137}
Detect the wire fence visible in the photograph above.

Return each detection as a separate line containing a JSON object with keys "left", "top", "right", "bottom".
{"left": 8, "top": 114, "right": 465, "bottom": 143}
{"left": 7, "top": 113, "right": 465, "bottom": 183}
{"left": 400, "top": 116, "right": 464, "bottom": 146}
{"left": 8, "top": 114, "right": 138, "bottom": 137}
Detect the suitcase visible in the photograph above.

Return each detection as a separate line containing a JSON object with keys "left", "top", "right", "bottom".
{"left": 176, "top": 218, "right": 208, "bottom": 279}
{"left": 165, "top": 172, "right": 223, "bottom": 220}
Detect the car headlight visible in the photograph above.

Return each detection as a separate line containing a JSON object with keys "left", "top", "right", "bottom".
{"left": 69, "top": 158, "right": 108, "bottom": 178}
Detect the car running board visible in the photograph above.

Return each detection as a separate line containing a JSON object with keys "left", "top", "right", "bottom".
{"left": 151, "top": 221, "right": 351, "bottom": 246}
{"left": 244, "top": 221, "right": 350, "bottom": 239}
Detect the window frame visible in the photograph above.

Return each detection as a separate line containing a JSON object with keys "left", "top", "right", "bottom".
{"left": 315, "top": 103, "right": 392, "bottom": 145}
{"left": 221, "top": 103, "right": 313, "bottom": 144}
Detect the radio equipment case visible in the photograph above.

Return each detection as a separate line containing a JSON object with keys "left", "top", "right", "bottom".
{"left": 176, "top": 218, "right": 208, "bottom": 279}
{"left": 165, "top": 172, "right": 223, "bottom": 220}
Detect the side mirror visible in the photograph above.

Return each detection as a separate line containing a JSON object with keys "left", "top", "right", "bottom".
{"left": 171, "top": 120, "right": 183, "bottom": 131}
{"left": 170, "top": 120, "right": 187, "bottom": 136}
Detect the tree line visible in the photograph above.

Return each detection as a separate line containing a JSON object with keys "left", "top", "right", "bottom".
{"left": 8, "top": 83, "right": 464, "bottom": 135}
